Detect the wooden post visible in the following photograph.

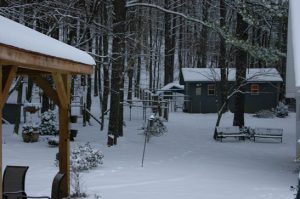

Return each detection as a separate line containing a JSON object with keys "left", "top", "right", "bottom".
{"left": 1, "top": 66, "right": 17, "bottom": 106}
{"left": 53, "top": 73, "right": 71, "bottom": 198}
{"left": 83, "top": 103, "right": 86, "bottom": 127}
{"left": 152, "top": 95, "right": 158, "bottom": 114}
{"left": 58, "top": 107, "right": 70, "bottom": 197}
{"left": 0, "top": 65, "right": 17, "bottom": 199}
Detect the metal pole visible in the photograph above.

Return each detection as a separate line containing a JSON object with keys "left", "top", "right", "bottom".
{"left": 141, "top": 130, "right": 148, "bottom": 167}
{"left": 129, "top": 106, "right": 132, "bottom": 121}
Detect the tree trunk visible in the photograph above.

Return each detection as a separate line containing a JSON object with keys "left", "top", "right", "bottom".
{"left": 41, "top": 93, "right": 50, "bottom": 113}
{"left": 26, "top": 77, "right": 33, "bottom": 102}
{"left": 14, "top": 78, "right": 23, "bottom": 134}
{"left": 127, "top": 67, "right": 133, "bottom": 102}
{"left": 107, "top": 0, "right": 126, "bottom": 146}
{"left": 135, "top": 47, "right": 141, "bottom": 98}
{"left": 164, "top": 0, "right": 174, "bottom": 85}
{"left": 200, "top": 0, "right": 209, "bottom": 68}
{"left": 233, "top": 10, "right": 248, "bottom": 127}
{"left": 94, "top": 64, "right": 99, "bottom": 97}
{"left": 118, "top": 76, "right": 124, "bottom": 136}
{"left": 214, "top": 0, "right": 227, "bottom": 140}
{"left": 135, "top": 15, "right": 142, "bottom": 98}
{"left": 100, "top": 3, "right": 110, "bottom": 131}
{"left": 85, "top": 74, "right": 92, "bottom": 124}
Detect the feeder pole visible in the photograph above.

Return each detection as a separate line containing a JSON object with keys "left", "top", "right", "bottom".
{"left": 141, "top": 129, "right": 148, "bottom": 167}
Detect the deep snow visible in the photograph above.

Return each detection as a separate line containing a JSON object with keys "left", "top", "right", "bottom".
{"left": 3, "top": 106, "right": 298, "bottom": 199}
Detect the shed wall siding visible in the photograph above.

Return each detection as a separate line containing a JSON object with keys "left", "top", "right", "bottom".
{"left": 185, "top": 82, "right": 280, "bottom": 113}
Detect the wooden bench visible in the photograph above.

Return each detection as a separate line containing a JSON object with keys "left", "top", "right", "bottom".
{"left": 216, "top": 126, "right": 246, "bottom": 142}
{"left": 253, "top": 127, "right": 283, "bottom": 142}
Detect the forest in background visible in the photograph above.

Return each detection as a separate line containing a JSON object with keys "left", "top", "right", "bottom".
{"left": 0, "top": 0, "right": 289, "bottom": 144}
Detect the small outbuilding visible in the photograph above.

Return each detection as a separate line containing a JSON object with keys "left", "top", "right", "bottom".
{"left": 155, "top": 82, "right": 184, "bottom": 96}
{"left": 180, "top": 68, "right": 283, "bottom": 113}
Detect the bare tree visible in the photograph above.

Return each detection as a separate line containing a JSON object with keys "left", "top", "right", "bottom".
{"left": 107, "top": 0, "right": 126, "bottom": 146}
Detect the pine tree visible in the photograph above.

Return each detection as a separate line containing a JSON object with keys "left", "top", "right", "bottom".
{"left": 39, "top": 110, "right": 57, "bottom": 135}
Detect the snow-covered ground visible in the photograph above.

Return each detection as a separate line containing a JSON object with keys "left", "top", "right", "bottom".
{"left": 3, "top": 106, "right": 298, "bottom": 199}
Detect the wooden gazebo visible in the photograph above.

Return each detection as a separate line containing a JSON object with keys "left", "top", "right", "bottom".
{"left": 0, "top": 16, "right": 94, "bottom": 198}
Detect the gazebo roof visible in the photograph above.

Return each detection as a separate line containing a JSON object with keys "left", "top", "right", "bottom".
{"left": 0, "top": 15, "right": 95, "bottom": 198}
{"left": 0, "top": 15, "right": 94, "bottom": 74}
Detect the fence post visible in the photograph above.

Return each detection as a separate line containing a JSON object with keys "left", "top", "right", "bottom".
{"left": 83, "top": 103, "right": 86, "bottom": 126}
{"left": 163, "top": 101, "right": 169, "bottom": 121}
{"left": 297, "top": 174, "right": 300, "bottom": 199}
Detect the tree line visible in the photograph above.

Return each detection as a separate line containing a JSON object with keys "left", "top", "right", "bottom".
{"left": 0, "top": 0, "right": 288, "bottom": 143}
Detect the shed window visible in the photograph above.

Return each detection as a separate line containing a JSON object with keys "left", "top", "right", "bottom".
{"left": 207, "top": 84, "right": 215, "bottom": 95}
{"left": 251, "top": 84, "right": 259, "bottom": 95}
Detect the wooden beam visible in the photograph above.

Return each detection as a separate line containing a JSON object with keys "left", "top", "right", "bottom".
{"left": 59, "top": 107, "right": 70, "bottom": 198}
{"left": 58, "top": 74, "right": 71, "bottom": 198}
{"left": 17, "top": 68, "right": 51, "bottom": 76}
{"left": 0, "top": 65, "right": 3, "bottom": 199}
{"left": 0, "top": 44, "right": 93, "bottom": 75}
{"left": 52, "top": 73, "right": 68, "bottom": 109}
{"left": 1, "top": 66, "right": 17, "bottom": 110}
{"left": 31, "top": 76, "right": 59, "bottom": 105}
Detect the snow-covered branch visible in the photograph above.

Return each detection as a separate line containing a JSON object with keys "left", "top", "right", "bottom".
{"left": 126, "top": 2, "right": 285, "bottom": 63}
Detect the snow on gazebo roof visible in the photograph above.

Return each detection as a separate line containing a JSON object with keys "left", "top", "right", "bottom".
{"left": 181, "top": 68, "right": 283, "bottom": 82}
{"left": 0, "top": 15, "right": 95, "bottom": 66}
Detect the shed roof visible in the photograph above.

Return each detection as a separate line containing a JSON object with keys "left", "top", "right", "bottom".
{"left": 181, "top": 68, "right": 283, "bottom": 83}
{"left": 0, "top": 15, "right": 94, "bottom": 74}
{"left": 156, "top": 81, "right": 184, "bottom": 95}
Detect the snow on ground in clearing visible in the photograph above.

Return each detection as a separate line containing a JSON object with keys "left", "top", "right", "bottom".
{"left": 3, "top": 106, "right": 298, "bottom": 199}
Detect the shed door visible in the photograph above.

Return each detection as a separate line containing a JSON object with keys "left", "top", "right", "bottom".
{"left": 193, "top": 84, "right": 202, "bottom": 112}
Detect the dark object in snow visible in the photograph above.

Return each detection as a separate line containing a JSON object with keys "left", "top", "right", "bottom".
{"left": 70, "top": 115, "right": 78, "bottom": 123}
{"left": 70, "top": 129, "right": 78, "bottom": 141}
{"left": 70, "top": 192, "right": 87, "bottom": 199}
{"left": 3, "top": 165, "right": 29, "bottom": 199}
{"left": 22, "top": 122, "right": 40, "bottom": 143}
{"left": 22, "top": 132, "right": 39, "bottom": 143}
{"left": 253, "top": 110, "right": 275, "bottom": 118}
{"left": 48, "top": 137, "right": 59, "bottom": 147}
